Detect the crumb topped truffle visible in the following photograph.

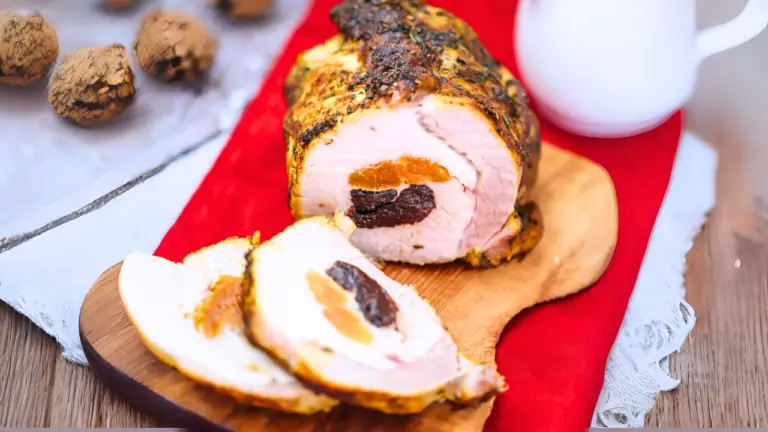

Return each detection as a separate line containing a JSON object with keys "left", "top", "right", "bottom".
{"left": 134, "top": 10, "right": 217, "bottom": 84}
{"left": 0, "top": 11, "right": 59, "bottom": 86}
{"left": 211, "top": 0, "right": 274, "bottom": 19}
{"left": 48, "top": 44, "right": 136, "bottom": 126}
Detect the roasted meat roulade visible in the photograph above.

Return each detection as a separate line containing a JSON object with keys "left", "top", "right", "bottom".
{"left": 118, "top": 237, "right": 338, "bottom": 414}
{"left": 243, "top": 213, "right": 507, "bottom": 414}
{"left": 285, "top": 0, "right": 543, "bottom": 266}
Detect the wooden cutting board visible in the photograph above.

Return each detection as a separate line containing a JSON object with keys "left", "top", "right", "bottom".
{"left": 79, "top": 143, "right": 618, "bottom": 431}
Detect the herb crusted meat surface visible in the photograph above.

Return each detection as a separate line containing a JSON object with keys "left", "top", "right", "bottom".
{"left": 284, "top": 0, "right": 543, "bottom": 266}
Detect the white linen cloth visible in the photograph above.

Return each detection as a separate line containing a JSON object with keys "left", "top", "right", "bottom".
{"left": 0, "top": 0, "right": 717, "bottom": 427}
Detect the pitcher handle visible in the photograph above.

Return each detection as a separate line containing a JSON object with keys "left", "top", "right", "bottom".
{"left": 697, "top": 0, "right": 768, "bottom": 61}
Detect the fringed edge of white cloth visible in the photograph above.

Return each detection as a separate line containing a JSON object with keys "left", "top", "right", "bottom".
{"left": 591, "top": 132, "right": 717, "bottom": 428}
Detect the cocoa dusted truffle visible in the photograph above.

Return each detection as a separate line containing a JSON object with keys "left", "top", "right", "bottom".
{"left": 134, "top": 10, "right": 217, "bottom": 84}
{"left": 212, "top": 0, "right": 274, "bottom": 19}
{"left": 0, "top": 11, "right": 59, "bottom": 86}
{"left": 48, "top": 44, "right": 136, "bottom": 126}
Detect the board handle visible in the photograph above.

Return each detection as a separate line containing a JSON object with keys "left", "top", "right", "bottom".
{"left": 697, "top": 0, "right": 768, "bottom": 61}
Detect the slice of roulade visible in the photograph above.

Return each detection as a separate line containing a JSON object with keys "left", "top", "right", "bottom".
{"left": 118, "top": 236, "right": 338, "bottom": 414}
{"left": 243, "top": 213, "right": 507, "bottom": 414}
{"left": 284, "top": 0, "right": 543, "bottom": 266}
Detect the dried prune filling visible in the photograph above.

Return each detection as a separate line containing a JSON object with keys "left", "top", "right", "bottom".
{"left": 348, "top": 184, "right": 435, "bottom": 229}
{"left": 349, "top": 189, "right": 398, "bottom": 213}
{"left": 325, "top": 260, "right": 398, "bottom": 327}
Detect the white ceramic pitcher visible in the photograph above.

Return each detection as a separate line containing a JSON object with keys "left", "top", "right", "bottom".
{"left": 514, "top": 0, "right": 768, "bottom": 138}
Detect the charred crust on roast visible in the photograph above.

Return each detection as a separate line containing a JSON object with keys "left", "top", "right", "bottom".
{"left": 475, "top": 255, "right": 494, "bottom": 269}
{"left": 515, "top": 201, "right": 538, "bottom": 226}
{"left": 330, "top": 0, "right": 416, "bottom": 40}
{"left": 465, "top": 200, "right": 543, "bottom": 267}
{"left": 353, "top": 32, "right": 439, "bottom": 99}
{"left": 520, "top": 109, "right": 542, "bottom": 196}
{"left": 285, "top": 0, "right": 543, "bottom": 231}
{"left": 325, "top": 260, "right": 399, "bottom": 327}
{"left": 284, "top": 64, "right": 310, "bottom": 107}
{"left": 514, "top": 201, "right": 543, "bottom": 259}
{"left": 298, "top": 116, "right": 338, "bottom": 145}
{"left": 347, "top": 184, "right": 436, "bottom": 229}
{"left": 460, "top": 200, "right": 543, "bottom": 267}
{"left": 241, "top": 246, "right": 260, "bottom": 345}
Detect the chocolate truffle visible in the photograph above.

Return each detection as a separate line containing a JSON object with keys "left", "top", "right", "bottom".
{"left": 0, "top": 11, "right": 59, "bottom": 86}
{"left": 134, "top": 10, "right": 217, "bottom": 83}
{"left": 212, "top": 0, "right": 274, "bottom": 19}
{"left": 48, "top": 44, "right": 136, "bottom": 126}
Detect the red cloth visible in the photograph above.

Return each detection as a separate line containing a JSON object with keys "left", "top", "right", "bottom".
{"left": 155, "top": 0, "right": 682, "bottom": 430}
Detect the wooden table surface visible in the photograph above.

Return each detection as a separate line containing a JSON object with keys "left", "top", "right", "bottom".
{"left": 2, "top": 0, "right": 767, "bottom": 428}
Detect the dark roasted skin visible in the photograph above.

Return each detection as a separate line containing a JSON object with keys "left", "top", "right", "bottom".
{"left": 284, "top": 0, "right": 543, "bottom": 266}
{"left": 465, "top": 201, "right": 543, "bottom": 268}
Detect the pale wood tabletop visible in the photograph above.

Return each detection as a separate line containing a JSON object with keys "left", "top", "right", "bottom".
{"left": 2, "top": 0, "right": 767, "bottom": 428}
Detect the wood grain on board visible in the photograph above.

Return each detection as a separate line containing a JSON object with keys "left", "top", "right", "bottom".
{"left": 78, "top": 143, "right": 618, "bottom": 431}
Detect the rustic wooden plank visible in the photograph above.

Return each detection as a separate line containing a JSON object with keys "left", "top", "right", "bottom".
{"left": 97, "top": 380, "right": 156, "bottom": 427}
{"left": 0, "top": 302, "right": 57, "bottom": 427}
{"left": 649, "top": 0, "right": 768, "bottom": 426}
{"left": 0, "top": 302, "right": 155, "bottom": 427}
{"left": 650, "top": 201, "right": 768, "bottom": 428}
{"left": 48, "top": 355, "right": 155, "bottom": 427}
{"left": 48, "top": 356, "right": 102, "bottom": 427}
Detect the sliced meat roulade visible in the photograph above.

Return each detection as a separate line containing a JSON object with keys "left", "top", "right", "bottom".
{"left": 284, "top": 0, "right": 543, "bottom": 266}
{"left": 118, "top": 236, "right": 338, "bottom": 414}
{"left": 242, "top": 213, "right": 507, "bottom": 414}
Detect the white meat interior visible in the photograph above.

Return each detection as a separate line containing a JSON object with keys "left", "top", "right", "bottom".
{"left": 249, "top": 215, "right": 500, "bottom": 398}
{"left": 297, "top": 95, "right": 520, "bottom": 264}
{"left": 118, "top": 240, "right": 335, "bottom": 411}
